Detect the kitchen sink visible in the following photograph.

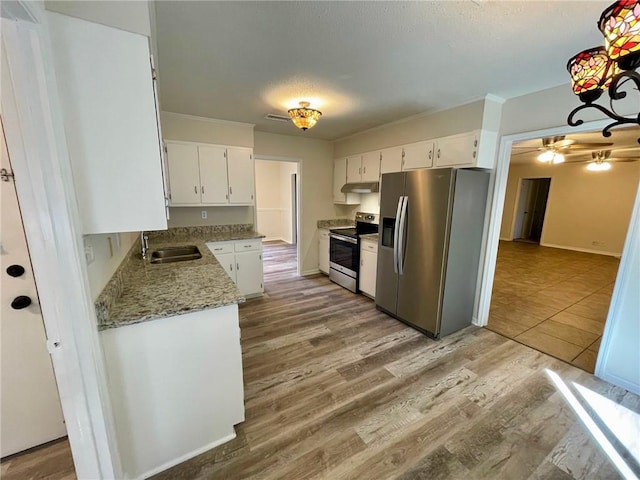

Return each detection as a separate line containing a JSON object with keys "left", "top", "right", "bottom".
{"left": 150, "top": 245, "right": 202, "bottom": 264}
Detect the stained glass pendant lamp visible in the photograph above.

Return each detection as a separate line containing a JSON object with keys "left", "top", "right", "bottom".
{"left": 288, "top": 101, "right": 322, "bottom": 131}
{"left": 567, "top": 0, "right": 640, "bottom": 143}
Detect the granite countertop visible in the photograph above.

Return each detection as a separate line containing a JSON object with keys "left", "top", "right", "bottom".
{"left": 95, "top": 225, "right": 264, "bottom": 331}
{"left": 317, "top": 218, "right": 355, "bottom": 229}
{"left": 360, "top": 233, "right": 379, "bottom": 242}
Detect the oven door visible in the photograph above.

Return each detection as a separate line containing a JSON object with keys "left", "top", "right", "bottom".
{"left": 329, "top": 233, "right": 358, "bottom": 277}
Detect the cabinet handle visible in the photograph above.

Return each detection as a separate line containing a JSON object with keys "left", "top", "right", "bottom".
{"left": 363, "top": 166, "right": 366, "bottom": 174}
{"left": 194, "top": 186, "right": 198, "bottom": 194}
{"left": 230, "top": 186, "right": 233, "bottom": 194}
{"left": 429, "top": 151, "right": 432, "bottom": 160}
{"left": 201, "top": 186, "right": 205, "bottom": 194}
{"left": 237, "top": 263, "right": 240, "bottom": 270}
{"left": 437, "top": 149, "right": 441, "bottom": 159}
{"left": 214, "top": 247, "right": 223, "bottom": 251}
{"left": 226, "top": 194, "right": 229, "bottom": 200}
{"left": 361, "top": 259, "right": 363, "bottom": 266}
{"left": 230, "top": 264, "right": 233, "bottom": 271}
{"left": 359, "top": 167, "right": 362, "bottom": 175}
{"left": 473, "top": 151, "right": 477, "bottom": 159}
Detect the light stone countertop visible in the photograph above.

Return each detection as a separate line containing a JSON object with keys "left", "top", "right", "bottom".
{"left": 96, "top": 226, "right": 264, "bottom": 331}
{"left": 360, "top": 233, "right": 379, "bottom": 242}
{"left": 317, "top": 218, "right": 355, "bottom": 229}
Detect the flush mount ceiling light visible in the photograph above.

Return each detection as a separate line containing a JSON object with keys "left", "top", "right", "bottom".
{"left": 567, "top": 0, "right": 640, "bottom": 143}
{"left": 287, "top": 101, "right": 322, "bottom": 131}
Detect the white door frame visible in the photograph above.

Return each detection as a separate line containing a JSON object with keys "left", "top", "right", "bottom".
{"left": 254, "top": 155, "right": 302, "bottom": 277}
{"left": 2, "top": 4, "right": 120, "bottom": 478}
{"left": 475, "top": 118, "right": 639, "bottom": 369}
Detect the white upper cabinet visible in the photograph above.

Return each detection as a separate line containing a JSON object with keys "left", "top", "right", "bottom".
{"left": 165, "top": 141, "right": 254, "bottom": 206}
{"left": 346, "top": 153, "right": 381, "bottom": 183}
{"left": 333, "top": 158, "right": 360, "bottom": 205}
{"left": 166, "top": 143, "right": 200, "bottom": 205}
{"left": 361, "top": 152, "right": 381, "bottom": 182}
{"left": 227, "top": 147, "right": 254, "bottom": 204}
{"left": 48, "top": 12, "right": 167, "bottom": 234}
{"left": 346, "top": 155, "right": 362, "bottom": 183}
{"left": 198, "top": 145, "right": 228, "bottom": 204}
{"left": 380, "top": 147, "right": 403, "bottom": 175}
{"left": 434, "top": 131, "right": 480, "bottom": 168}
{"left": 402, "top": 141, "right": 434, "bottom": 170}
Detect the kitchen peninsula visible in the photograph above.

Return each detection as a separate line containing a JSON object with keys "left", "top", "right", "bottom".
{"left": 95, "top": 225, "right": 263, "bottom": 479}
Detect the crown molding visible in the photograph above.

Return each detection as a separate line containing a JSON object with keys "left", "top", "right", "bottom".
{"left": 161, "top": 111, "right": 255, "bottom": 128}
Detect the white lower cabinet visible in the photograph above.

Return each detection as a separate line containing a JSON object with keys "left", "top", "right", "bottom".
{"left": 207, "top": 240, "right": 263, "bottom": 296}
{"left": 319, "top": 229, "right": 330, "bottom": 274}
{"left": 359, "top": 239, "right": 378, "bottom": 298}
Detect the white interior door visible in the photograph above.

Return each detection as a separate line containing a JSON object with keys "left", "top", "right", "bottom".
{"left": 1, "top": 121, "right": 66, "bottom": 458}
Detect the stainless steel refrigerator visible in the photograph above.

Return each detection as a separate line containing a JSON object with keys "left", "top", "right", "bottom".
{"left": 375, "top": 168, "right": 489, "bottom": 338}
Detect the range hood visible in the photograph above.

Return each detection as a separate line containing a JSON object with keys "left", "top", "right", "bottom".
{"left": 340, "top": 182, "right": 380, "bottom": 194}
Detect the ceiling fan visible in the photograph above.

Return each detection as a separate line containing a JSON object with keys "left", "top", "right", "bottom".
{"left": 565, "top": 149, "right": 639, "bottom": 171}
{"left": 513, "top": 135, "right": 615, "bottom": 164}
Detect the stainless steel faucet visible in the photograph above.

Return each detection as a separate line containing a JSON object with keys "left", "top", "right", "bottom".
{"left": 141, "top": 231, "right": 149, "bottom": 260}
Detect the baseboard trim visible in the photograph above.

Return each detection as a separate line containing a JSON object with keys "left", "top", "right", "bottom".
{"left": 499, "top": 237, "right": 512, "bottom": 242}
{"left": 135, "top": 432, "right": 236, "bottom": 480}
{"left": 302, "top": 268, "right": 321, "bottom": 276}
{"left": 540, "top": 242, "right": 621, "bottom": 257}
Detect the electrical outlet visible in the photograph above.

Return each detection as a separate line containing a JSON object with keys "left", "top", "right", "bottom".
{"left": 201, "top": 210, "right": 208, "bottom": 219}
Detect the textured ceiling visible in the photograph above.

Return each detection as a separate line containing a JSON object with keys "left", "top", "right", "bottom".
{"left": 155, "top": 1, "right": 612, "bottom": 140}
{"left": 510, "top": 127, "right": 640, "bottom": 165}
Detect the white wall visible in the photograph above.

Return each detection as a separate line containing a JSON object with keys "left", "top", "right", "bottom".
{"left": 500, "top": 161, "right": 639, "bottom": 255}
{"left": 255, "top": 160, "right": 297, "bottom": 242}
{"left": 254, "top": 131, "right": 342, "bottom": 275}
{"left": 84, "top": 232, "right": 138, "bottom": 300}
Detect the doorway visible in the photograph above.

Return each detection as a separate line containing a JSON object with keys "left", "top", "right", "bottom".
{"left": 512, "top": 177, "right": 551, "bottom": 243}
{"left": 484, "top": 129, "right": 639, "bottom": 373}
{"left": 254, "top": 159, "right": 300, "bottom": 282}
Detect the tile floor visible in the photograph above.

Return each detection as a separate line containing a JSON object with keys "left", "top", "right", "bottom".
{"left": 486, "top": 241, "right": 619, "bottom": 373}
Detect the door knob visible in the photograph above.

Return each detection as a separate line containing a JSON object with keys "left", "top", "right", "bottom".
{"left": 11, "top": 295, "right": 32, "bottom": 310}
{"left": 6, "top": 265, "right": 25, "bottom": 277}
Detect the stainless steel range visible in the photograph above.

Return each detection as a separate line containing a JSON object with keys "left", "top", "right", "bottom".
{"left": 329, "top": 212, "right": 379, "bottom": 293}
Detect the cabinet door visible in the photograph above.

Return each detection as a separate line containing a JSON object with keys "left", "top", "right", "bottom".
{"left": 319, "top": 229, "right": 330, "bottom": 274}
{"left": 166, "top": 143, "right": 201, "bottom": 205}
{"left": 435, "top": 132, "right": 479, "bottom": 167}
{"left": 380, "top": 147, "right": 403, "bottom": 175}
{"left": 198, "top": 145, "right": 229, "bottom": 204}
{"left": 235, "top": 250, "right": 264, "bottom": 296}
{"left": 402, "top": 141, "right": 434, "bottom": 170}
{"left": 362, "top": 152, "right": 381, "bottom": 182}
{"left": 48, "top": 12, "right": 167, "bottom": 234}
{"left": 359, "top": 249, "right": 377, "bottom": 298}
{"left": 214, "top": 252, "right": 236, "bottom": 282}
{"left": 346, "top": 155, "right": 362, "bottom": 183}
{"left": 227, "top": 148, "right": 255, "bottom": 204}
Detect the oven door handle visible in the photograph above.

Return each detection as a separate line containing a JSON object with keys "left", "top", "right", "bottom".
{"left": 330, "top": 233, "right": 357, "bottom": 245}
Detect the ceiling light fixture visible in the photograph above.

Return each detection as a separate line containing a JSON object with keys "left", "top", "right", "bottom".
{"left": 587, "top": 160, "right": 613, "bottom": 171}
{"left": 567, "top": 0, "right": 640, "bottom": 143}
{"left": 287, "top": 101, "right": 322, "bottom": 131}
{"left": 537, "top": 150, "right": 565, "bottom": 164}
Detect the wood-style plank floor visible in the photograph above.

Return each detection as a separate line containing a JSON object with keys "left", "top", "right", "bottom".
{"left": 486, "top": 241, "right": 619, "bottom": 373}
{"left": 6, "top": 241, "right": 637, "bottom": 480}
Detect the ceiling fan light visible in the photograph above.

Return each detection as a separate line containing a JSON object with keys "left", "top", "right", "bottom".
{"left": 552, "top": 152, "right": 565, "bottom": 164}
{"left": 537, "top": 150, "right": 555, "bottom": 163}
{"left": 599, "top": 0, "right": 640, "bottom": 70}
{"left": 587, "top": 161, "right": 612, "bottom": 171}
{"left": 287, "top": 101, "right": 322, "bottom": 131}
{"left": 566, "top": 46, "right": 619, "bottom": 103}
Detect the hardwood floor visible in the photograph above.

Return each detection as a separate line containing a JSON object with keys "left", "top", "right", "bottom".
{"left": 262, "top": 240, "right": 297, "bottom": 282}
{"left": 7, "top": 241, "right": 636, "bottom": 480}
{"left": 0, "top": 438, "right": 75, "bottom": 480}
{"left": 487, "top": 241, "right": 619, "bottom": 373}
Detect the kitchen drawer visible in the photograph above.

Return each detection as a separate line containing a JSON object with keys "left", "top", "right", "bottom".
{"left": 361, "top": 239, "right": 378, "bottom": 254}
{"left": 206, "top": 242, "right": 234, "bottom": 255}
{"left": 234, "top": 239, "right": 262, "bottom": 252}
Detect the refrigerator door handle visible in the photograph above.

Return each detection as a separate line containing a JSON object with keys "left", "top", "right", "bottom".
{"left": 398, "top": 195, "right": 408, "bottom": 275}
{"left": 393, "top": 196, "right": 404, "bottom": 274}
